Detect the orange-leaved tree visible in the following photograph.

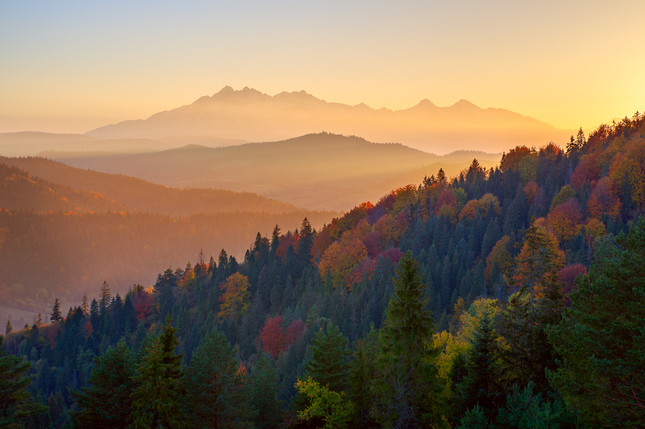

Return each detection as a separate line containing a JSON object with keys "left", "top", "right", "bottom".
{"left": 547, "top": 199, "right": 583, "bottom": 242}
{"left": 511, "top": 218, "right": 565, "bottom": 310}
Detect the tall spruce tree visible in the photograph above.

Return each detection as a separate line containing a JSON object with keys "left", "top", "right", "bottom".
{"left": 348, "top": 332, "right": 379, "bottom": 428}
{"left": 81, "top": 293, "right": 89, "bottom": 316}
{"left": 183, "top": 327, "right": 253, "bottom": 428}
{"left": 72, "top": 340, "right": 137, "bottom": 429}
{"left": 99, "top": 281, "right": 111, "bottom": 313}
{"left": 130, "top": 317, "right": 186, "bottom": 429}
{"left": 249, "top": 352, "right": 281, "bottom": 429}
{"left": 50, "top": 298, "right": 62, "bottom": 322}
{"left": 453, "top": 305, "right": 503, "bottom": 423}
{"left": 305, "top": 324, "right": 350, "bottom": 393}
{"left": 371, "top": 251, "right": 447, "bottom": 428}
{"left": 547, "top": 218, "right": 645, "bottom": 428}
{"left": 0, "top": 336, "right": 48, "bottom": 428}
{"left": 154, "top": 268, "right": 177, "bottom": 319}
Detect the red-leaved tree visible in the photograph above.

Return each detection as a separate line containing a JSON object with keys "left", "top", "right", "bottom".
{"left": 284, "top": 319, "right": 305, "bottom": 349}
{"left": 259, "top": 315, "right": 284, "bottom": 358}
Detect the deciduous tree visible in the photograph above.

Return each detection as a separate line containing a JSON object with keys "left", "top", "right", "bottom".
{"left": 218, "top": 273, "right": 251, "bottom": 322}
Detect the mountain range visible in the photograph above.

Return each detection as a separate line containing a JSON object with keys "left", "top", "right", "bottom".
{"left": 86, "top": 86, "right": 571, "bottom": 154}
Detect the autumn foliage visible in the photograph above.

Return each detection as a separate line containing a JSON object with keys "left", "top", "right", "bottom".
{"left": 557, "top": 264, "right": 587, "bottom": 297}
{"left": 259, "top": 315, "right": 284, "bottom": 358}
{"left": 587, "top": 177, "right": 621, "bottom": 218}
{"left": 548, "top": 199, "right": 583, "bottom": 242}
{"left": 258, "top": 316, "right": 305, "bottom": 358}
{"left": 500, "top": 146, "right": 534, "bottom": 171}
{"left": 218, "top": 273, "right": 251, "bottom": 321}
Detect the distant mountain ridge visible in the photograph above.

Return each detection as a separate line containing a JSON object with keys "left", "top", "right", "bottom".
{"left": 43, "top": 132, "right": 501, "bottom": 211}
{"left": 86, "top": 86, "right": 571, "bottom": 153}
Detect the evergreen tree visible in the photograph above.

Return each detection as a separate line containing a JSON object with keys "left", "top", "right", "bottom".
{"left": 81, "top": 293, "right": 90, "bottom": 316}
{"left": 4, "top": 320, "right": 11, "bottom": 336}
{"left": 72, "top": 340, "right": 137, "bottom": 429}
{"left": 249, "top": 352, "right": 281, "bottom": 429}
{"left": 130, "top": 317, "right": 186, "bottom": 429}
{"left": 123, "top": 294, "right": 137, "bottom": 333}
{"left": 495, "top": 382, "right": 577, "bottom": 429}
{"left": 305, "top": 324, "right": 350, "bottom": 393}
{"left": 348, "top": 333, "right": 379, "bottom": 428}
{"left": 154, "top": 268, "right": 177, "bottom": 319}
{"left": 270, "top": 224, "right": 281, "bottom": 257}
{"left": 90, "top": 298, "right": 100, "bottom": 330}
{"left": 453, "top": 305, "right": 503, "bottom": 422}
{"left": 0, "top": 336, "right": 48, "bottom": 427}
{"left": 51, "top": 298, "right": 62, "bottom": 322}
{"left": 99, "top": 281, "right": 111, "bottom": 313}
{"left": 371, "top": 251, "right": 446, "bottom": 428}
{"left": 297, "top": 218, "right": 314, "bottom": 274}
{"left": 183, "top": 327, "right": 253, "bottom": 428}
{"left": 547, "top": 218, "right": 645, "bottom": 428}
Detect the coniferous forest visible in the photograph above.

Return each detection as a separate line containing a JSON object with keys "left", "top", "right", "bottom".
{"left": 2, "top": 113, "right": 645, "bottom": 428}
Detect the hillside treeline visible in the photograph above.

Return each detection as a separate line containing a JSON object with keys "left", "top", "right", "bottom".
{"left": 2, "top": 112, "right": 644, "bottom": 428}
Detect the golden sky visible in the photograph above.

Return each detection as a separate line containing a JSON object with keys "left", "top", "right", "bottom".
{"left": 1, "top": 0, "right": 643, "bottom": 134}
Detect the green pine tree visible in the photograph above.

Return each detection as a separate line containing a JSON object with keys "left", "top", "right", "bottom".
{"left": 348, "top": 331, "right": 379, "bottom": 428}
{"left": 547, "top": 218, "right": 645, "bottom": 428}
{"left": 99, "top": 281, "right": 111, "bottom": 313}
{"left": 371, "top": 251, "right": 447, "bottom": 428}
{"left": 72, "top": 340, "right": 137, "bottom": 429}
{"left": 0, "top": 336, "right": 48, "bottom": 428}
{"left": 130, "top": 317, "right": 186, "bottom": 429}
{"left": 249, "top": 352, "right": 281, "bottom": 429}
{"left": 305, "top": 324, "right": 350, "bottom": 393}
{"left": 183, "top": 327, "right": 253, "bottom": 428}
{"left": 50, "top": 298, "right": 62, "bottom": 322}
{"left": 453, "top": 305, "right": 503, "bottom": 423}
{"left": 4, "top": 321, "right": 11, "bottom": 336}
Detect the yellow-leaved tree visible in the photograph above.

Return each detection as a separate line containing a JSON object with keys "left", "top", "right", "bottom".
{"left": 218, "top": 273, "right": 250, "bottom": 321}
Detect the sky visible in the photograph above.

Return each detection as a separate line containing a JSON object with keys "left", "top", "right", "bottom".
{"left": 1, "top": 0, "right": 644, "bottom": 134}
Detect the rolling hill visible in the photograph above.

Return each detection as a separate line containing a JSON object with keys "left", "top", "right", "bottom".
{"left": 0, "top": 156, "right": 301, "bottom": 216}
{"left": 0, "top": 163, "right": 127, "bottom": 213}
{"left": 41, "top": 133, "right": 501, "bottom": 211}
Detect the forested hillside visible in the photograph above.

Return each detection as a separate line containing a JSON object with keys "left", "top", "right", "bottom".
{"left": 2, "top": 112, "right": 644, "bottom": 429}
{"left": 0, "top": 156, "right": 299, "bottom": 216}
{"left": 0, "top": 161, "right": 334, "bottom": 314}
{"left": 0, "top": 163, "right": 127, "bottom": 213}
